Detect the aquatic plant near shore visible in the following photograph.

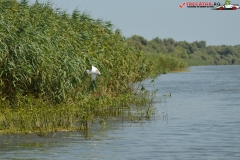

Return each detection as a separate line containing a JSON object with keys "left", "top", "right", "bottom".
{"left": 0, "top": 90, "right": 157, "bottom": 135}
{"left": 0, "top": 1, "right": 184, "bottom": 135}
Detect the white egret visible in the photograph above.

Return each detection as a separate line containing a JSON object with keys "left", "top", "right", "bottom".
{"left": 86, "top": 65, "right": 101, "bottom": 91}
{"left": 86, "top": 66, "right": 101, "bottom": 80}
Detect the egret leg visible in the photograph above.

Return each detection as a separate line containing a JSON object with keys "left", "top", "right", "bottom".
{"left": 89, "top": 80, "right": 97, "bottom": 92}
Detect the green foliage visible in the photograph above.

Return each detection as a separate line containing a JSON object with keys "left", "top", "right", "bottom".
{"left": 127, "top": 35, "right": 240, "bottom": 66}
{"left": 144, "top": 53, "right": 187, "bottom": 76}
{"left": 0, "top": 91, "right": 155, "bottom": 134}
{"left": 0, "top": 1, "right": 185, "bottom": 134}
{"left": 0, "top": 1, "right": 154, "bottom": 103}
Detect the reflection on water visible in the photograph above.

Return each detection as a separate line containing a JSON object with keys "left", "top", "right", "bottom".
{"left": 1, "top": 65, "right": 240, "bottom": 160}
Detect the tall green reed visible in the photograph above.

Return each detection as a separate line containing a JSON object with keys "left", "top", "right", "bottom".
{"left": 0, "top": 0, "right": 154, "bottom": 104}
{"left": 0, "top": 1, "right": 184, "bottom": 134}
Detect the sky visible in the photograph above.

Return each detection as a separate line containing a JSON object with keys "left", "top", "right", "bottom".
{"left": 28, "top": 0, "right": 240, "bottom": 46}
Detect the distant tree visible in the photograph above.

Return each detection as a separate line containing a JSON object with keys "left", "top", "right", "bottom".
{"left": 151, "top": 37, "right": 163, "bottom": 45}
{"left": 193, "top": 41, "right": 206, "bottom": 49}
{"left": 218, "top": 46, "right": 234, "bottom": 55}
{"left": 163, "top": 38, "right": 175, "bottom": 46}
{"left": 129, "top": 35, "right": 148, "bottom": 46}
{"left": 126, "top": 35, "right": 240, "bottom": 65}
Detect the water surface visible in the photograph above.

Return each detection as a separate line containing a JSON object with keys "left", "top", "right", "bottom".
{"left": 1, "top": 65, "right": 240, "bottom": 160}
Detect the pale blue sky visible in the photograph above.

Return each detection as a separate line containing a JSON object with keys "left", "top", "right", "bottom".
{"left": 29, "top": 0, "right": 240, "bottom": 46}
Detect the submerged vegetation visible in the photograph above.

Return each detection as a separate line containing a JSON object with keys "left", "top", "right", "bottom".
{"left": 0, "top": 0, "right": 185, "bottom": 134}
{"left": 127, "top": 35, "right": 240, "bottom": 66}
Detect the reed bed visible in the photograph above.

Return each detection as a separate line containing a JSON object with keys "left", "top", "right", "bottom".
{"left": 144, "top": 53, "right": 188, "bottom": 75}
{"left": 0, "top": 1, "right": 184, "bottom": 135}
{"left": 0, "top": 90, "right": 156, "bottom": 135}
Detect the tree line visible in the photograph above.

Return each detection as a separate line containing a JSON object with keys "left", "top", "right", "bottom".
{"left": 126, "top": 35, "right": 240, "bottom": 66}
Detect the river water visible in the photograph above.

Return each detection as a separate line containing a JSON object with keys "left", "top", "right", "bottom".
{"left": 1, "top": 65, "right": 240, "bottom": 160}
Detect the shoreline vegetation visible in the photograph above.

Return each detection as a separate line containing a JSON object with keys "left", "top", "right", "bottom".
{"left": 0, "top": 0, "right": 186, "bottom": 135}
{"left": 1, "top": 1, "right": 237, "bottom": 136}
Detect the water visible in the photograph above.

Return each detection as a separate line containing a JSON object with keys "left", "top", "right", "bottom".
{"left": 1, "top": 65, "right": 240, "bottom": 160}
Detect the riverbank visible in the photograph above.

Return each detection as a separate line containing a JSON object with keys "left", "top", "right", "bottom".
{"left": 0, "top": 1, "right": 187, "bottom": 135}
{"left": 0, "top": 54, "right": 186, "bottom": 135}
{"left": 0, "top": 90, "right": 157, "bottom": 135}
